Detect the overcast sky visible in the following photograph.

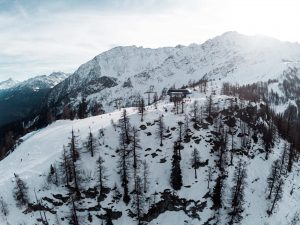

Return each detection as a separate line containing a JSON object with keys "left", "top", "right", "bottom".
{"left": 1, "top": 0, "right": 300, "bottom": 81}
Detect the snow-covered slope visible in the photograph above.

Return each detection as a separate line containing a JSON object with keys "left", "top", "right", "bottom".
{"left": 47, "top": 31, "right": 300, "bottom": 113}
{"left": 1, "top": 88, "right": 299, "bottom": 225}
{"left": 0, "top": 78, "right": 19, "bottom": 90}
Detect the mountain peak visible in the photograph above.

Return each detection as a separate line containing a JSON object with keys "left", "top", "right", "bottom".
{"left": 220, "top": 30, "right": 240, "bottom": 37}
{"left": 0, "top": 78, "right": 19, "bottom": 90}
{"left": 16, "top": 72, "right": 69, "bottom": 90}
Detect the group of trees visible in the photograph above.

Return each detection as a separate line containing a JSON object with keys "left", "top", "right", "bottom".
{"left": 266, "top": 142, "right": 295, "bottom": 215}
{"left": 228, "top": 160, "right": 247, "bottom": 224}
{"left": 41, "top": 128, "right": 109, "bottom": 224}
{"left": 209, "top": 105, "right": 254, "bottom": 224}
{"left": 116, "top": 109, "right": 151, "bottom": 223}
{"left": 58, "top": 130, "right": 81, "bottom": 196}
{"left": 222, "top": 81, "right": 300, "bottom": 158}
{"left": 5, "top": 78, "right": 300, "bottom": 224}
{"left": 219, "top": 81, "right": 300, "bottom": 219}
{"left": 184, "top": 78, "right": 208, "bottom": 94}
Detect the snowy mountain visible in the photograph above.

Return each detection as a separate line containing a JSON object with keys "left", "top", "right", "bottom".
{"left": 0, "top": 72, "right": 69, "bottom": 126}
{"left": 2, "top": 32, "right": 300, "bottom": 225}
{"left": 14, "top": 72, "right": 69, "bottom": 91}
{"left": 0, "top": 78, "right": 19, "bottom": 90}
{"left": 47, "top": 31, "right": 300, "bottom": 114}
{"left": 1, "top": 85, "right": 300, "bottom": 225}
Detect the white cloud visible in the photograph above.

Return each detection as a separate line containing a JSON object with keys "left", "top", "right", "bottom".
{"left": 0, "top": 0, "right": 300, "bottom": 81}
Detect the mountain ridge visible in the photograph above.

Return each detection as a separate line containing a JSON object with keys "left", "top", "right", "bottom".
{"left": 0, "top": 72, "right": 69, "bottom": 127}
{"left": 46, "top": 32, "right": 300, "bottom": 115}
{"left": 0, "top": 78, "right": 19, "bottom": 90}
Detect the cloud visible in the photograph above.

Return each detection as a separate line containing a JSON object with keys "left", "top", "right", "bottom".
{"left": 0, "top": 0, "right": 300, "bottom": 81}
{"left": 0, "top": 0, "right": 206, "bottom": 81}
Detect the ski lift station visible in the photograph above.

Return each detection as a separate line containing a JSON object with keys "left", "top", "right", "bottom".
{"left": 167, "top": 88, "right": 192, "bottom": 99}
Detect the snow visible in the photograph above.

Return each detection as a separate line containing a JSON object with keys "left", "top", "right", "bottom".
{"left": 48, "top": 32, "right": 300, "bottom": 112}
{"left": 2, "top": 32, "right": 300, "bottom": 224}
{"left": 15, "top": 72, "right": 69, "bottom": 90}
{"left": 0, "top": 78, "right": 19, "bottom": 90}
{"left": 1, "top": 90, "right": 300, "bottom": 225}
{"left": 148, "top": 211, "right": 191, "bottom": 225}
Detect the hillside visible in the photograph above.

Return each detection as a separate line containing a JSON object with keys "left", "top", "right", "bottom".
{"left": 1, "top": 84, "right": 300, "bottom": 225}
{"left": 47, "top": 32, "right": 300, "bottom": 115}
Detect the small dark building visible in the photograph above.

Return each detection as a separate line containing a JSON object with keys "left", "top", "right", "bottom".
{"left": 167, "top": 89, "right": 192, "bottom": 101}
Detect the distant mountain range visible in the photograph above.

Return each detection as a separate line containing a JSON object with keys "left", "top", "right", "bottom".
{"left": 0, "top": 72, "right": 68, "bottom": 126}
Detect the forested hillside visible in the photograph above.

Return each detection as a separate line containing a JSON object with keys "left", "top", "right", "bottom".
{"left": 0, "top": 83, "right": 299, "bottom": 225}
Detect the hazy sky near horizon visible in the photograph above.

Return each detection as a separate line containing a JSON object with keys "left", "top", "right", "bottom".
{"left": 1, "top": 0, "right": 300, "bottom": 81}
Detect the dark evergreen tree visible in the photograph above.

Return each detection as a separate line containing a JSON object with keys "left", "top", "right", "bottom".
{"left": 181, "top": 97, "right": 185, "bottom": 114}
{"left": 138, "top": 98, "right": 145, "bottom": 122}
{"left": 85, "top": 128, "right": 97, "bottom": 157}
{"left": 177, "top": 121, "right": 184, "bottom": 143}
{"left": 117, "top": 129, "right": 131, "bottom": 204}
{"left": 262, "top": 124, "right": 274, "bottom": 160}
{"left": 228, "top": 160, "right": 247, "bottom": 225}
{"left": 77, "top": 98, "right": 87, "bottom": 119}
{"left": 183, "top": 114, "right": 190, "bottom": 138}
{"left": 69, "top": 197, "right": 79, "bottom": 225}
{"left": 131, "top": 127, "right": 141, "bottom": 171}
{"left": 211, "top": 175, "right": 223, "bottom": 210}
{"left": 98, "top": 128, "right": 105, "bottom": 145}
{"left": 132, "top": 175, "right": 145, "bottom": 225}
{"left": 156, "top": 116, "right": 165, "bottom": 147}
{"left": 70, "top": 129, "right": 80, "bottom": 162}
{"left": 287, "top": 143, "right": 295, "bottom": 173}
{"left": 47, "top": 164, "right": 59, "bottom": 186}
{"left": 59, "top": 145, "right": 71, "bottom": 186}
{"left": 218, "top": 130, "right": 228, "bottom": 171}
{"left": 96, "top": 155, "right": 108, "bottom": 198}
{"left": 119, "top": 109, "right": 131, "bottom": 145}
{"left": 206, "top": 166, "right": 212, "bottom": 190}
{"left": 170, "top": 142, "right": 183, "bottom": 190}
{"left": 13, "top": 173, "right": 29, "bottom": 208}
{"left": 206, "top": 94, "right": 213, "bottom": 118}
{"left": 279, "top": 143, "right": 289, "bottom": 175}
{"left": 190, "top": 148, "right": 200, "bottom": 179}
{"left": 267, "top": 159, "right": 281, "bottom": 200}
{"left": 267, "top": 178, "right": 284, "bottom": 215}
{"left": 68, "top": 130, "right": 81, "bottom": 196}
